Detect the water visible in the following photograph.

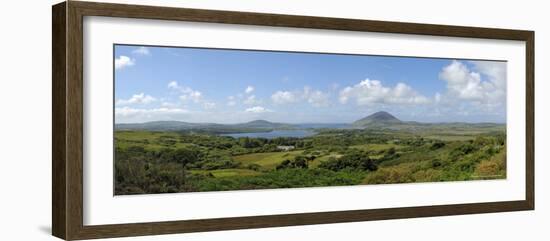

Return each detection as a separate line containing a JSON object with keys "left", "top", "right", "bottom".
{"left": 221, "top": 129, "right": 316, "bottom": 139}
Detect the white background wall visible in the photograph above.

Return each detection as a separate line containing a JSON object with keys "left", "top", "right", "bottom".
{"left": 0, "top": 0, "right": 547, "bottom": 240}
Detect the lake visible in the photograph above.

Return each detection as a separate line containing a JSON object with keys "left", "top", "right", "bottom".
{"left": 221, "top": 129, "right": 316, "bottom": 139}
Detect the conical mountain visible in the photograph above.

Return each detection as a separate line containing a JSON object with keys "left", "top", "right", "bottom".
{"left": 352, "top": 111, "right": 402, "bottom": 127}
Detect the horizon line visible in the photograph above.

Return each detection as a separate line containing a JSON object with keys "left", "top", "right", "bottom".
{"left": 114, "top": 119, "right": 507, "bottom": 125}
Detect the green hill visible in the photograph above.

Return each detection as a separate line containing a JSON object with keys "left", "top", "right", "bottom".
{"left": 352, "top": 111, "right": 402, "bottom": 127}
{"left": 115, "top": 119, "right": 294, "bottom": 133}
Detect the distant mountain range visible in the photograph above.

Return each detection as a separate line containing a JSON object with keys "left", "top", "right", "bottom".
{"left": 115, "top": 119, "right": 295, "bottom": 133}
{"left": 115, "top": 111, "right": 504, "bottom": 133}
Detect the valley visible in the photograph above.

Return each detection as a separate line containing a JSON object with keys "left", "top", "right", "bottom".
{"left": 114, "top": 111, "right": 506, "bottom": 194}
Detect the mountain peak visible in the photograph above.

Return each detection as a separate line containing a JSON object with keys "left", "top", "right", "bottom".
{"left": 246, "top": 119, "right": 272, "bottom": 124}
{"left": 367, "top": 111, "right": 398, "bottom": 120}
{"left": 352, "top": 111, "right": 401, "bottom": 127}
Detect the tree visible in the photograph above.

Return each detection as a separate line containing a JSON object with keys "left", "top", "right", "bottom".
{"left": 293, "top": 156, "right": 308, "bottom": 169}
{"left": 319, "top": 152, "right": 377, "bottom": 171}
{"left": 430, "top": 141, "right": 445, "bottom": 150}
{"left": 276, "top": 159, "right": 293, "bottom": 170}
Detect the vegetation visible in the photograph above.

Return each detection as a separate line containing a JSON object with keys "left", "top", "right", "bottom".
{"left": 114, "top": 123, "right": 506, "bottom": 195}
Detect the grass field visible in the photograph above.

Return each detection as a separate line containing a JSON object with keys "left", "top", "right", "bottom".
{"left": 190, "top": 168, "right": 261, "bottom": 178}
{"left": 115, "top": 131, "right": 194, "bottom": 150}
{"left": 422, "top": 134, "right": 479, "bottom": 141}
{"left": 311, "top": 153, "right": 342, "bottom": 168}
{"left": 350, "top": 143, "right": 406, "bottom": 151}
{"left": 114, "top": 126, "right": 507, "bottom": 195}
{"left": 233, "top": 151, "right": 304, "bottom": 170}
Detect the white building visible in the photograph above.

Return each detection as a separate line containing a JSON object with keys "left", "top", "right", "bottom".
{"left": 277, "top": 145, "right": 295, "bottom": 151}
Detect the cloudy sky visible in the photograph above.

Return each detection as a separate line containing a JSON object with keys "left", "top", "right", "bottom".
{"left": 114, "top": 45, "right": 506, "bottom": 124}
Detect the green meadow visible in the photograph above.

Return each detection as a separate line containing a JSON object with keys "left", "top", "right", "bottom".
{"left": 114, "top": 123, "right": 506, "bottom": 195}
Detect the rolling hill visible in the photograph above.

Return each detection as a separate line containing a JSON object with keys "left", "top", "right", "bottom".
{"left": 115, "top": 119, "right": 294, "bottom": 133}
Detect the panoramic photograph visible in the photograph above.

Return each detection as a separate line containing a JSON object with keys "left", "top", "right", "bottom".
{"left": 113, "top": 45, "right": 507, "bottom": 195}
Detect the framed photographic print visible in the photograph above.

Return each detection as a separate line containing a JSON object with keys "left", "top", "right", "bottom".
{"left": 52, "top": 1, "right": 534, "bottom": 240}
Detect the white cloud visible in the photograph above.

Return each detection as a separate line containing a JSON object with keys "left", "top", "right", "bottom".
{"left": 245, "top": 106, "right": 272, "bottom": 113}
{"left": 427, "top": 60, "right": 507, "bottom": 120}
{"left": 339, "top": 79, "right": 429, "bottom": 105}
{"left": 115, "top": 55, "right": 135, "bottom": 70}
{"left": 168, "top": 81, "right": 203, "bottom": 103}
{"left": 167, "top": 81, "right": 179, "bottom": 89}
{"left": 439, "top": 61, "right": 484, "bottom": 100}
{"left": 439, "top": 60, "right": 506, "bottom": 105}
{"left": 245, "top": 86, "right": 255, "bottom": 94}
{"left": 179, "top": 91, "right": 202, "bottom": 103}
{"left": 132, "top": 47, "right": 150, "bottom": 55}
{"left": 161, "top": 101, "right": 177, "bottom": 107}
{"left": 116, "top": 93, "right": 156, "bottom": 106}
{"left": 243, "top": 95, "right": 261, "bottom": 105}
{"left": 271, "top": 91, "right": 297, "bottom": 105}
{"left": 435, "top": 92, "right": 442, "bottom": 103}
{"left": 303, "top": 87, "right": 330, "bottom": 107}
{"left": 115, "top": 106, "right": 188, "bottom": 117}
{"left": 203, "top": 102, "right": 216, "bottom": 109}
{"left": 271, "top": 87, "right": 330, "bottom": 107}
{"left": 227, "top": 96, "right": 237, "bottom": 106}
{"left": 471, "top": 61, "right": 506, "bottom": 89}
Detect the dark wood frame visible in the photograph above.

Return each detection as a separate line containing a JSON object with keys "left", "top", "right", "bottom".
{"left": 52, "top": 1, "right": 535, "bottom": 240}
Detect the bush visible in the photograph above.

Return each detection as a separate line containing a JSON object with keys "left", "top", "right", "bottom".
{"left": 363, "top": 167, "right": 414, "bottom": 184}
{"left": 450, "top": 143, "right": 478, "bottom": 159}
{"left": 246, "top": 163, "right": 262, "bottom": 171}
{"left": 186, "top": 168, "right": 367, "bottom": 192}
{"left": 319, "top": 152, "right": 377, "bottom": 171}
{"left": 430, "top": 141, "right": 445, "bottom": 150}
{"left": 431, "top": 159, "right": 442, "bottom": 168}
{"left": 276, "top": 159, "right": 293, "bottom": 170}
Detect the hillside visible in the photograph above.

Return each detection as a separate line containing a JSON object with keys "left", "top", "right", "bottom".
{"left": 352, "top": 111, "right": 402, "bottom": 127}
{"left": 232, "top": 120, "right": 294, "bottom": 129}
{"left": 115, "top": 119, "right": 294, "bottom": 133}
{"left": 115, "top": 111, "right": 504, "bottom": 133}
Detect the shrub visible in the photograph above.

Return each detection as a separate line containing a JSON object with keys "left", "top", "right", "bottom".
{"left": 319, "top": 152, "right": 377, "bottom": 171}
{"left": 186, "top": 168, "right": 367, "bottom": 192}
{"left": 276, "top": 157, "right": 311, "bottom": 170}
{"left": 276, "top": 159, "right": 293, "bottom": 170}
{"left": 431, "top": 159, "right": 442, "bottom": 168}
{"left": 246, "top": 163, "right": 262, "bottom": 171}
{"left": 430, "top": 141, "right": 445, "bottom": 150}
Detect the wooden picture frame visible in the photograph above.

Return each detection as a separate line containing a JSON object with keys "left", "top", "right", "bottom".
{"left": 52, "top": 1, "right": 534, "bottom": 240}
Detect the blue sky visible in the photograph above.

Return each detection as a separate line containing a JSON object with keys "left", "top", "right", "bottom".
{"left": 114, "top": 45, "right": 506, "bottom": 124}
